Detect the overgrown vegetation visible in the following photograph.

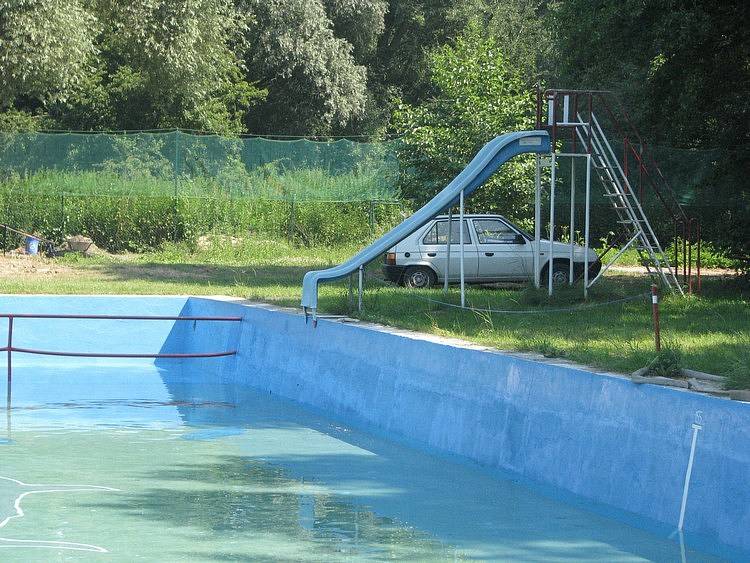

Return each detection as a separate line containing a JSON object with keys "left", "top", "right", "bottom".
{"left": 726, "top": 346, "right": 750, "bottom": 390}
{"left": 0, "top": 186, "right": 404, "bottom": 252}
{"left": 646, "top": 348, "right": 683, "bottom": 378}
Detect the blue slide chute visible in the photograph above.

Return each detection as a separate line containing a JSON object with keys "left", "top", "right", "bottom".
{"left": 301, "top": 130, "right": 551, "bottom": 315}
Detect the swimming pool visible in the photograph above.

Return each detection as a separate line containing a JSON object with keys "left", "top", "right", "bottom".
{"left": 0, "top": 296, "right": 747, "bottom": 561}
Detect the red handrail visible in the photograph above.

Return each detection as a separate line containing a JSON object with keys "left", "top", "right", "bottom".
{"left": 3, "top": 313, "right": 242, "bottom": 403}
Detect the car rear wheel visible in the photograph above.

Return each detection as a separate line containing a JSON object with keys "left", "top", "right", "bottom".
{"left": 541, "top": 262, "right": 571, "bottom": 286}
{"left": 404, "top": 266, "right": 437, "bottom": 289}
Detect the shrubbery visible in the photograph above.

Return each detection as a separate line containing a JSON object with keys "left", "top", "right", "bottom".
{"left": 0, "top": 176, "right": 405, "bottom": 252}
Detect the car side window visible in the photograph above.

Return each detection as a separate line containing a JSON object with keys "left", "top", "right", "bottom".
{"left": 422, "top": 220, "right": 471, "bottom": 245}
{"left": 473, "top": 219, "right": 518, "bottom": 244}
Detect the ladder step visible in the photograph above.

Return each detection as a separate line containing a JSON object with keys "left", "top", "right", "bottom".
{"left": 617, "top": 219, "right": 647, "bottom": 224}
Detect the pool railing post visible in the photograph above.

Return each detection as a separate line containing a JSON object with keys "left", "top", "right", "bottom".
{"left": 6, "top": 315, "right": 12, "bottom": 405}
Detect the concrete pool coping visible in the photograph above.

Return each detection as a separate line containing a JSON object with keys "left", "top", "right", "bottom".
{"left": 200, "top": 294, "right": 745, "bottom": 403}
{"left": 0, "top": 292, "right": 742, "bottom": 403}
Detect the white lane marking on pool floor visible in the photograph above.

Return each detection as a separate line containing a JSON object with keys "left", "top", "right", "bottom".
{"left": 0, "top": 475, "right": 120, "bottom": 552}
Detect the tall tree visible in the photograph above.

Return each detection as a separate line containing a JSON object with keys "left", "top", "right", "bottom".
{"left": 393, "top": 23, "right": 536, "bottom": 220}
{"left": 243, "top": 0, "right": 384, "bottom": 135}
{"left": 0, "top": 0, "right": 97, "bottom": 106}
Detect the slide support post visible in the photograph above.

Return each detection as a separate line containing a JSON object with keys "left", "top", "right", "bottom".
{"left": 459, "top": 189, "right": 465, "bottom": 308}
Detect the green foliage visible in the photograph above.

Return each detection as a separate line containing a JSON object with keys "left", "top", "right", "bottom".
{"left": 0, "top": 170, "right": 403, "bottom": 251}
{"left": 0, "top": 109, "right": 52, "bottom": 132}
{"left": 393, "top": 23, "right": 536, "bottom": 219}
{"left": 0, "top": 0, "right": 98, "bottom": 105}
{"left": 647, "top": 348, "right": 683, "bottom": 379}
{"left": 244, "top": 0, "right": 370, "bottom": 135}
{"left": 726, "top": 347, "right": 750, "bottom": 390}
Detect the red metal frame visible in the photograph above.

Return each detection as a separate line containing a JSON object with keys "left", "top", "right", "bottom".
{"left": 3, "top": 313, "right": 242, "bottom": 402}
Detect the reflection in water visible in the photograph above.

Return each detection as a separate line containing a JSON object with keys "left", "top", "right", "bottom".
{"left": 0, "top": 363, "right": 736, "bottom": 561}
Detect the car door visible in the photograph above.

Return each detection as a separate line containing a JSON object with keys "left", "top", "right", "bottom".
{"left": 471, "top": 218, "right": 533, "bottom": 280}
{"left": 418, "top": 219, "right": 479, "bottom": 281}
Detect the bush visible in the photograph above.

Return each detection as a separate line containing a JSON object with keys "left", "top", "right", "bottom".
{"left": 647, "top": 348, "right": 683, "bottom": 378}
{"left": 0, "top": 177, "right": 404, "bottom": 252}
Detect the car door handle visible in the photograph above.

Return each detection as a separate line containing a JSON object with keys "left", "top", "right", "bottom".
{"left": 427, "top": 252, "right": 436, "bottom": 257}
{"left": 484, "top": 252, "right": 494, "bottom": 257}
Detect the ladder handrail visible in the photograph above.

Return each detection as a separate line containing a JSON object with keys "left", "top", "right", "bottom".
{"left": 573, "top": 114, "right": 682, "bottom": 293}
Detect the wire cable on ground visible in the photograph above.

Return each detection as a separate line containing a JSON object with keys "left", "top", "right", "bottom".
{"left": 361, "top": 269, "right": 650, "bottom": 315}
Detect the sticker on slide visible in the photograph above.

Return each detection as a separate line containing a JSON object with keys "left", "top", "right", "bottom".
{"left": 0, "top": 475, "right": 120, "bottom": 552}
{"left": 519, "top": 137, "right": 542, "bottom": 146}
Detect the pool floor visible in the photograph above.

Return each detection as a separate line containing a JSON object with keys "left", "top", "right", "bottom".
{"left": 0, "top": 362, "right": 728, "bottom": 561}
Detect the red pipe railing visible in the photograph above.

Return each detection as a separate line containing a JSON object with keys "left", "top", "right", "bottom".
{"left": 3, "top": 313, "right": 242, "bottom": 403}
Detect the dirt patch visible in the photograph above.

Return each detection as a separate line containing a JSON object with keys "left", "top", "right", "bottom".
{"left": 0, "top": 254, "right": 73, "bottom": 277}
{"left": 609, "top": 265, "right": 737, "bottom": 278}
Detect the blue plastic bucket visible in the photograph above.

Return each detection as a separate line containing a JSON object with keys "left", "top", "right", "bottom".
{"left": 25, "top": 236, "right": 39, "bottom": 255}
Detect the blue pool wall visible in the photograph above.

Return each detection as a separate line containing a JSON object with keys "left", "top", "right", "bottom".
{"left": 1, "top": 295, "right": 748, "bottom": 555}
{"left": 179, "top": 297, "right": 750, "bottom": 555}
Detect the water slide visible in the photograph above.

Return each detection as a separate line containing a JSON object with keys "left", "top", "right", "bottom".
{"left": 301, "top": 130, "right": 551, "bottom": 316}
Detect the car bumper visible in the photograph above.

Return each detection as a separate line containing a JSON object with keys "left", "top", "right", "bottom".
{"left": 383, "top": 264, "right": 407, "bottom": 283}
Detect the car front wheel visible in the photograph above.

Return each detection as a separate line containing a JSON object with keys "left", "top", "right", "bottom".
{"left": 404, "top": 266, "right": 437, "bottom": 289}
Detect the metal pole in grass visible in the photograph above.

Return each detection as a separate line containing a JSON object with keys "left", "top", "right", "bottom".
{"left": 459, "top": 189, "right": 465, "bottom": 308}
{"left": 6, "top": 316, "right": 13, "bottom": 406}
{"left": 358, "top": 265, "right": 364, "bottom": 312}
{"left": 548, "top": 152, "right": 556, "bottom": 296}
{"left": 568, "top": 158, "right": 575, "bottom": 285}
{"left": 584, "top": 153, "right": 592, "bottom": 299}
{"left": 651, "top": 284, "right": 661, "bottom": 352}
{"left": 444, "top": 206, "right": 452, "bottom": 294}
{"left": 534, "top": 155, "right": 541, "bottom": 289}
{"left": 348, "top": 273, "right": 354, "bottom": 311}
{"left": 288, "top": 198, "right": 296, "bottom": 243}
{"left": 61, "top": 192, "right": 66, "bottom": 237}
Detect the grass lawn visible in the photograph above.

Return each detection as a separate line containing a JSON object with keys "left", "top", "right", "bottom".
{"left": 1, "top": 237, "right": 748, "bottom": 379}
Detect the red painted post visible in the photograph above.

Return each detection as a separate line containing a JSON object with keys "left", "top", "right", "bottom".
{"left": 651, "top": 285, "right": 661, "bottom": 352}
{"left": 696, "top": 220, "right": 702, "bottom": 294}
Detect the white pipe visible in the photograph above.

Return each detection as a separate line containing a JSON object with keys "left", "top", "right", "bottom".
{"left": 678, "top": 419, "right": 702, "bottom": 531}
{"left": 460, "top": 189, "right": 465, "bottom": 308}
{"left": 444, "top": 207, "right": 452, "bottom": 293}
{"left": 563, "top": 95, "right": 570, "bottom": 123}
{"left": 548, "top": 153, "right": 556, "bottom": 296}
{"left": 584, "top": 153, "right": 591, "bottom": 299}
{"left": 547, "top": 96, "right": 554, "bottom": 126}
{"left": 569, "top": 158, "right": 576, "bottom": 284}
{"left": 534, "top": 155, "right": 541, "bottom": 288}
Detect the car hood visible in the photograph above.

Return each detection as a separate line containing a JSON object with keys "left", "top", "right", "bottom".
{"left": 536, "top": 239, "right": 599, "bottom": 260}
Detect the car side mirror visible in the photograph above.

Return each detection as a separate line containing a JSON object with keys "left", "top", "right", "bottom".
{"left": 514, "top": 234, "right": 526, "bottom": 245}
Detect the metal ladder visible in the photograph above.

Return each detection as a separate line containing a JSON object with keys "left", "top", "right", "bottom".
{"left": 575, "top": 112, "right": 683, "bottom": 294}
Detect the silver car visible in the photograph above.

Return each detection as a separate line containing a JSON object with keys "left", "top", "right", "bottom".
{"left": 383, "top": 214, "right": 600, "bottom": 288}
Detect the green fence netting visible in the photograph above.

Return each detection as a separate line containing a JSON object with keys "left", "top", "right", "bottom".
{"left": 0, "top": 130, "right": 400, "bottom": 202}
{"left": 0, "top": 131, "right": 405, "bottom": 251}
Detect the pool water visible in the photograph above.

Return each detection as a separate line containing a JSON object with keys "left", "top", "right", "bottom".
{"left": 0, "top": 362, "right": 727, "bottom": 561}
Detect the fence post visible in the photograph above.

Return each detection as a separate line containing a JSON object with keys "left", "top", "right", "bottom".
{"left": 651, "top": 284, "right": 661, "bottom": 352}
{"left": 287, "top": 198, "right": 296, "bottom": 243}
{"left": 173, "top": 130, "right": 180, "bottom": 242}
{"left": 368, "top": 200, "right": 375, "bottom": 237}
{"left": 60, "top": 192, "right": 66, "bottom": 237}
